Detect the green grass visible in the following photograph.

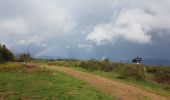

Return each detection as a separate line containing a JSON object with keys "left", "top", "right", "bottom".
{"left": 31, "top": 60, "right": 170, "bottom": 97}
{"left": 68, "top": 66, "right": 170, "bottom": 97}
{"left": 0, "top": 63, "right": 114, "bottom": 100}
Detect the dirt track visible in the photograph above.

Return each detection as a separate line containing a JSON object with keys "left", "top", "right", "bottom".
{"left": 47, "top": 66, "right": 169, "bottom": 100}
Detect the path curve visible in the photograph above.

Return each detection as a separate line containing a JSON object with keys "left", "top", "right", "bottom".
{"left": 47, "top": 66, "right": 169, "bottom": 100}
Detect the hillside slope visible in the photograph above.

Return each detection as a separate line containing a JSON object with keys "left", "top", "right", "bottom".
{"left": 46, "top": 66, "right": 169, "bottom": 100}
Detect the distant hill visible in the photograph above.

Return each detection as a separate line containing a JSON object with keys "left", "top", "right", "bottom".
{"left": 142, "top": 59, "right": 170, "bottom": 66}
{"left": 35, "top": 56, "right": 65, "bottom": 60}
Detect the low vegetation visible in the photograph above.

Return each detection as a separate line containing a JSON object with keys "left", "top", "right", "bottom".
{"left": 0, "top": 62, "right": 114, "bottom": 100}
{"left": 45, "top": 59, "right": 170, "bottom": 96}
{"left": 0, "top": 43, "right": 32, "bottom": 63}
{"left": 16, "top": 53, "right": 32, "bottom": 62}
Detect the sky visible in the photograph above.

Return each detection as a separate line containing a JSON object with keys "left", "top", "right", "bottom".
{"left": 0, "top": 0, "right": 170, "bottom": 60}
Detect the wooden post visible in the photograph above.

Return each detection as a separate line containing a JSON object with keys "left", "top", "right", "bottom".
{"left": 143, "top": 65, "right": 147, "bottom": 80}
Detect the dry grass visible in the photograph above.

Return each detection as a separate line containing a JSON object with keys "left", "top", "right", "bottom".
{"left": 0, "top": 62, "right": 52, "bottom": 74}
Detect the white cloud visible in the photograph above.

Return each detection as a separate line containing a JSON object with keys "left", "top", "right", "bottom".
{"left": 39, "top": 44, "right": 47, "bottom": 47}
{"left": 78, "top": 44, "right": 94, "bottom": 54}
{"left": 0, "top": 17, "right": 27, "bottom": 34}
{"left": 18, "top": 36, "right": 41, "bottom": 45}
{"left": 31, "top": 3, "right": 76, "bottom": 34}
{"left": 0, "top": 0, "right": 76, "bottom": 55}
{"left": 0, "top": 0, "right": 76, "bottom": 36}
{"left": 86, "top": 0, "right": 170, "bottom": 45}
{"left": 66, "top": 45, "right": 70, "bottom": 49}
{"left": 78, "top": 44, "right": 93, "bottom": 48}
{"left": 17, "top": 36, "right": 47, "bottom": 48}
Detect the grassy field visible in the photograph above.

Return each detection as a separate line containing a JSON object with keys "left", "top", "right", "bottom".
{"left": 39, "top": 60, "right": 170, "bottom": 97}
{"left": 1, "top": 61, "right": 169, "bottom": 99}
{"left": 0, "top": 63, "right": 114, "bottom": 100}
{"left": 69, "top": 66, "right": 170, "bottom": 97}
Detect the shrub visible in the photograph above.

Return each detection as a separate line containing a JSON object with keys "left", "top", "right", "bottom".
{"left": 100, "top": 61, "right": 113, "bottom": 72}
{"left": 79, "top": 61, "right": 97, "bottom": 71}
{"left": 46, "top": 60, "right": 170, "bottom": 83}
{"left": 154, "top": 68, "right": 170, "bottom": 84}
{"left": 146, "top": 66, "right": 158, "bottom": 73}
{"left": 17, "top": 53, "right": 31, "bottom": 62}
{"left": 118, "top": 65, "right": 146, "bottom": 80}
{"left": 78, "top": 60, "right": 98, "bottom": 71}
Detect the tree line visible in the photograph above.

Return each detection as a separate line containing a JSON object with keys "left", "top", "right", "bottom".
{"left": 0, "top": 43, "right": 31, "bottom": 63}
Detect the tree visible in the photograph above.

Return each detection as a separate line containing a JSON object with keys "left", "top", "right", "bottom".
{"left": 18, "top": 52, "right": 31, "bottom": 62}
{"left": 103, "top": 58, "right": 110, "bottom": 62}
{"left": 2, "top": 44, "right": 14, "bottom": 61}
{"left": 0, "top": 52, "right": 3, "bottom": 62}
{"left": 0, "top": 43, "right": 14, "bottom": 62}
{"left": 0, "top": 44, "right": 2, "bottom": 62}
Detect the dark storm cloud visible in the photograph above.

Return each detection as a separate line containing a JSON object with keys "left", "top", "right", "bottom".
{"left": 0, "top": 0, "right": 170, "bottom": 60}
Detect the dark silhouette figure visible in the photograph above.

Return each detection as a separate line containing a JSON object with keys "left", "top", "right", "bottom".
{"left": 132, "top": 56, "right": 142, "bottom": 64}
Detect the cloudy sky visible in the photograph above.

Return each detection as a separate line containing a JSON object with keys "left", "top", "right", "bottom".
{"left": 0, "top": 0, "right": 170, "bottom": 60}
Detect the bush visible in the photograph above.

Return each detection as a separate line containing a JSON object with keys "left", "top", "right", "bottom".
{"left": 79, "top": 61, "right": 98, "bottom": 71}
{"left": 45, "top": 60, "right": 170, "bottom": 83}
{"left": 17, "top": 53, "right": 31, "bottom": 62}
{"left": 118, "top": 65, "right": 146, "bottom": 80}
{"left": 154, "top": 68, "right": 170, "bottom": 84}
{"left": 146, "top": 66, "right": 158, "bottom": 73}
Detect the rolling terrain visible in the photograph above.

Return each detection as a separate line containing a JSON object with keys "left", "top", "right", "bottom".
{"left": 45, "top": 65, "right": 169, "bottom": 100}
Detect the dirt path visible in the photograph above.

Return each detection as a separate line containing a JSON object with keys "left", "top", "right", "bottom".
{"left": 46, "top": 66, "right": 169, "bottom": 100}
